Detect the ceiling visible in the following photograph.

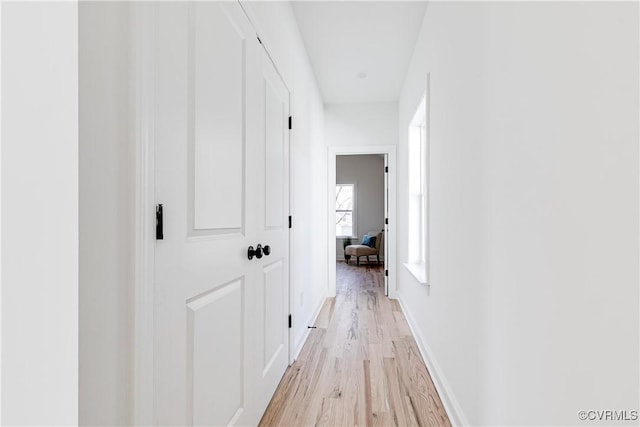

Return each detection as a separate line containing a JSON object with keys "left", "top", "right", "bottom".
{"left": 291, "top": 1, "right": 428, "bottom": 105}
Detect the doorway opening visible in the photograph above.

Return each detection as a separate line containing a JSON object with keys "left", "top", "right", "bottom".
{"left": 335, "top": 154, "right": 386, "bottom": 297}
{"left": 327, "top": 146, "right": 396, "bottom": 299}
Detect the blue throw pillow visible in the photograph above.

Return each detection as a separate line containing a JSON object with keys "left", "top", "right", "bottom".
{"left": 361, "top": 235, "right": 376, "bottom": 248}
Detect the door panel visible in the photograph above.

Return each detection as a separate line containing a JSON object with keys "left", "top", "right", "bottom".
{"left": 264, "top": 76, "right": 285, "bottom": 229}
{"left": 262, "top": 260, "right": 285, "bottom": 376}
{"left": 190, "top": 2, "right": 245, "bottom": 233}
{"left": 187, "top": 279, "right": 244, "bottom": 426}
{"left": 154, "top": 2, "right": 290, "bottom": 426}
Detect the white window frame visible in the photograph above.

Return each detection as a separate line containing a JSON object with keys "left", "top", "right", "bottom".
{"left": 335, "top": 183, "right": 357, "bottom": 238}
{"left": 404, "top": 79, "right": 430, "bottom": 285}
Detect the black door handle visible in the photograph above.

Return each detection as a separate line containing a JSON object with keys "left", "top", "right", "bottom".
{"left": 248, "top": 244, "right": 263, "bottom": 260}
{"left": 263, "top": 245, "right": 271, "bottom": 256}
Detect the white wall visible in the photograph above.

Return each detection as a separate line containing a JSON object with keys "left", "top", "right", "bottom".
{"left": 398, "top": 2, "right": 639, "bottom": 425}
{"left": 325, "top": 103, "right": 397, "bottom": 296}
{"left": 325, "top": 102, "right": 398, "bottom": 148}
{"left": 79, "top": 3, "right": 134, "bottom": 425}
{"left": 336, "top": 155, "right": 385, "bottom": 259}
{"left": 2, "top": 2, "right": 79, "bottom": 425}
{"left": 235, "top": 1, "right": 327, "bottom": 359}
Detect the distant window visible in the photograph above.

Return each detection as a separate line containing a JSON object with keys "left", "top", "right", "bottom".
{"left": 336, "top": 184, "right": 355, "bottom": 238}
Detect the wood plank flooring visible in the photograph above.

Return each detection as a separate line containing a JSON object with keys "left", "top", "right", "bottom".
{"left": 259, "top": 262, "right": 451, "bottom": 427}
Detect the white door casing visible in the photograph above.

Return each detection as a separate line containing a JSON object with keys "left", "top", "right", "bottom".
{"left": 153, "top": 2, "right": 290, "bottom": 425}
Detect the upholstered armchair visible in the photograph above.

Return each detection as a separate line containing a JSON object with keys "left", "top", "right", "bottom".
{"left": 344, "top": 231, "right": 383, "bottom": 266}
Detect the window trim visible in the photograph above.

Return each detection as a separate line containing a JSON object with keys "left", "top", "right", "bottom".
{"left": 335, "top": 183, "right": 357, "bottom": 239}
{"left": 405, "top": 80, "right": 430, "bottom": 286}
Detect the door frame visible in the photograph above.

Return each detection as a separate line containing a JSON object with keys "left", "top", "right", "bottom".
{"left": 327, "top": 145, "right": 397, "bottom": 299}
{"left": 131, "top": 3, "right": 294, "bottom": 423}
{"left": 132, "top": 3, "right": 157, "bottom": 425}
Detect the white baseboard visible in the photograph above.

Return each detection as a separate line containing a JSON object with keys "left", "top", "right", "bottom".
{"left": 292, "top": 291, "right": 326, "bottom": 361}
{"left": 397, "top": 295, "right": 470, "bottom": 427}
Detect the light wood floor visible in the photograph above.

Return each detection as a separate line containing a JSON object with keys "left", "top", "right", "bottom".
{"left": 259, "top": 262, "right": 451, "bottom": 427}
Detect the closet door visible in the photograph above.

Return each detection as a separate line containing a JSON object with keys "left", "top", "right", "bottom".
{"left": 252, "top": 45, "right": 291, "bottom": 416}
{"left": 153, "top": 2, "right": 289, "bottom": 425}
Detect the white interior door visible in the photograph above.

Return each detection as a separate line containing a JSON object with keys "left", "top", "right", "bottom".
{"left": 153, "top": 2, "right": 289, "bottom": 425}
{"left": 384, "top": 154, "right": 389, "bottom": 296}
{"left": 253, "top": 43, "right": 291, "bottom": 415}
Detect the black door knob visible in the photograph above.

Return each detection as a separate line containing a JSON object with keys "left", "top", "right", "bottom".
{"left": 263, "top": 245, "right": 271, "bottom": 256}
{"left": 248, "top": 244, "right": 263, "bottom": 260}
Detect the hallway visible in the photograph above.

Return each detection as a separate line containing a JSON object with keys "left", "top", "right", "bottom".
{"left": 3, "top": 1, "right": 638, "bottom": 425}
{"left": 259, "top": 263, "right": 451, "bottom": 426}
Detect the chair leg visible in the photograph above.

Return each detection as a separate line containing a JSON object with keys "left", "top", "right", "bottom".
{"left": 356, "top": 257, "right": 360, "bottom": 267}
{"left": 366, "top": 255, "right": 370, "bottom": 265}
{"left": 377, "top": 254, "right": 380, "bottom": 265}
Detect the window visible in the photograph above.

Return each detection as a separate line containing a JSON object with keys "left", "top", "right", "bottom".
{"left": 405, "top": 89, "right": 429, "bottom": 284}
{"left": 336, "top": 184, "right": 355, "bottom": 238}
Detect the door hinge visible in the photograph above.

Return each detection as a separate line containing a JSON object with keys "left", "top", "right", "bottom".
{"left": 156, "top": 204, "right": 164, "bottom": 240}
{"left": 288, "top": 215, "right": 292, "bottom": 229}
{"left": 288, "top": 314, "right": 292, "bottom": 328}
{"left": 385, "top": 166, "right": 388, "bottom": 173}
{"left": 385, "top": 218, "right": 388, "bottom": 225}
{"left": 385, "top": 269, "right": 389, "bottom": 277}
{"left": 288, "top": 116, "right": 292, "bottom": 130}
